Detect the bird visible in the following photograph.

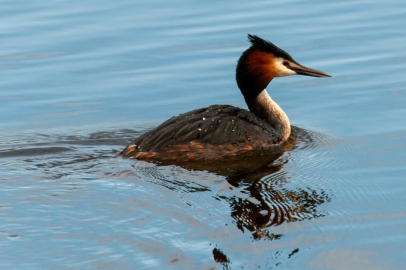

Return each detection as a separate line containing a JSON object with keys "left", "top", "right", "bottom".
{"left": 120, "top": 34, "right": 330, "bottom": 162}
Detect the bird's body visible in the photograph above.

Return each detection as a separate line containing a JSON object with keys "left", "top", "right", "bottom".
{"left": 120, "top": 35, "right": 330, "bottom": 162}
{"left": 121, "top": 104, "right": 282, "bottom": 161}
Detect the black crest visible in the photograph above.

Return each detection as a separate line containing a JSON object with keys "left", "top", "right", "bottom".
{"left": 248, "top": 34, "right": 295, "bottom": 62}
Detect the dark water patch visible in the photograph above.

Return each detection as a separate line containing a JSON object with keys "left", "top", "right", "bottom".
{"left": 0, "top": 147, "right": 72, "bottom": 158}
{"left": 0, "top": 129, "right": 142, "bottom": 159}
{"left": 213, "top": 247, "right": 231, "bottom": 269}
{"left": 288, "top": 248, "right": 299, "bottom": 259}
{"left": 0, "top": 231, "right": 19, "bottom": 239}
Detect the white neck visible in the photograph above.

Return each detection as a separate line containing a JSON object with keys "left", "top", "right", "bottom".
{"left": 247, "top": 89, "right": 291, "bottom": 143}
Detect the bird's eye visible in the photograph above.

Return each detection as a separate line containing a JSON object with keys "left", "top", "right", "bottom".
{"left": 283, "top": 60, "right": 290, "bottom": 66}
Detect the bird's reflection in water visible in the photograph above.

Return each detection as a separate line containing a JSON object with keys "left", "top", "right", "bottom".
{"left": 228, "top": 172, "right": 331, "bottom": 240}
{"left": 134, "top": 126, "right": 332, "bottom": 241}
{"left": 212, "top": 247, "right": 231, "bottom": 270}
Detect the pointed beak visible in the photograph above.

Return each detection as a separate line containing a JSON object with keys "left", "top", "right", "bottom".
{"left": 288, "top": 64, "right": 331, "bottom": 78}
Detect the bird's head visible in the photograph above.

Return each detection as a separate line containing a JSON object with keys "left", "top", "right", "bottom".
{"left": 236, "top": 34, "right": 331, "bottom": 99}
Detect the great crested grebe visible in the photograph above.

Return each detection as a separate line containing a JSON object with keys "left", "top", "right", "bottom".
{"left": 120, "top": 34, "right": 330, "bottom": 162}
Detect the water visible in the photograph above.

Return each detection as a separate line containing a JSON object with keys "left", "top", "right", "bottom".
{"left": 1, "top": 0, "right": 406, "bottom": 269}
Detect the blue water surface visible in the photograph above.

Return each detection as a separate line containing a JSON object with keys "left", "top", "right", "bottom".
{"left": 1, "top": 0, "right": 406, "bottom": 269}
